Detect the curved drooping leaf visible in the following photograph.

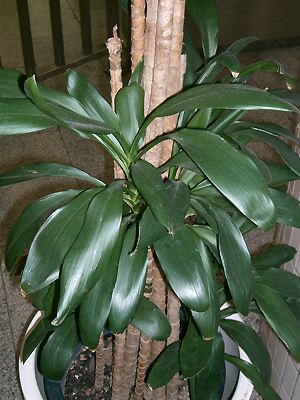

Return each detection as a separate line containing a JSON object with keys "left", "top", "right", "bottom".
{"left": 40, "top": 314, "right": 78, "bottom": 381}
{"left": 191, "top": 240, "right": 220, "bottom": 339}
{"left": 0, "top": 98, "right": 56, "bottom": 135}
{"left": 172, "top": 128, "right": 276, "bottom": 230}
{"left": 193, "top": 333, "right": 224, "bottom": 400}
{"left": 0, "top": 162, "right": 105, "bottom": 188}
{"left": 270, "top": 188, "right": 300, "bottom": 228}
{"left": 209, "top": 205, "right": 255, "bottom": 315}
{"left": 66, "top": 69, "right": 119, "bottom": 130}
{"left": 267, "top": 163, "right": 298, "bottom": 187}
{"left": 31, "top": 284, "right": 56, "bottom": 318}
{"left": 220, "top": 319, "right": 271, "bottom": 383}
{"left": 24, "top": 76, "right": 114, "bottom": 135}
{"left": 159, "top": 151, "right": 201, "bottom": 175}
{"left": 256, "top": 268, "right": 300, "bottom": 300}
{"left": 23, "top": 317, "right": 53, "bottom": 362}
{"left": 21, "top": 189, "right": 101, "bottom": 293}
{"left": 255, "top": 282, "right": 300, "bottom": 362}
{"left": 186, "top": 0, "right": 218, "bottom": 59}
{"left": 79, "top": 220, "right": 128, "bottom": 349}
{"left": 270, "top": 88, "right": 300, "bottom": 108}
{"left": 115, "top": 82, "right": 144, "bottom": 145}
{"left": 131, "top": 297, "right": 171, "bottom": 341}
{"left": 5, "top": 189, "right": 81, "bottom": 272}
{"left": 180, "top": 319, "right": 213, "bottom": 378}
{"left": 0, "top": 68, "right": 26, "bottom": 98}
{"left": 147, "top": 341, "right": 180, "bottom": 389}
{"left": 131, "top": 160, "right": 176, "bottom": 234}
{"left": 190, "top": 225, "right": 219, "bottom": 261}
{"left": 109, "top": 224, "right": 148, "bottom": 333}
{"left": 253, "top": 244, "right": 296, "bottom": 269}
{"left": 224, "top": 355, "right": 280, "bottom": 400}
{"left": 154, "top": 225, "right": 209, "bottom": 312}
{"left": 54, "top": 182, "right": 123, "bottom": 325}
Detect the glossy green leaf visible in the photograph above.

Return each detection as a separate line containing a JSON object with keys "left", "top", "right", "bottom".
{"left": 253, "top": 244, "right": 296, "bottom": 268}
{"left": 21, "top": 189, "right": 101, "bottom": 294}
{"left": 116, "top": 83, "right": 144, "bottom": 145}
{"left": 256, "top": 268, "right": 300, "bottom": 300}
{"left": 221, "top": 319, "right": 271, "bottom": 383}
{"left": 209, "top": 109, "right": 245, "bottom": 134}
{"left": 270, "top": 89, "right": 300, "bottom": 108}
{"left": 131, "top": 160, "right": 175, "bottom": 234}
{"left": 109, "top": 224, "right": 148, "bottom": 333}
{"left": 255, "top": 282, "right": 300, "bottom": 362}
{"left": 147, "top": 341, "right": 180, "bottom": 389}
{"left": 180, "top": 319, "right": 213, "bottom": 378}
{"left": 137, "top": 207, "right": 168, "bottom": 250}
{"left": 183, "top": 28, "right": 203, "bottom": 88}
{"left": 209, "top": 205, "right": 255, "bottom": 315}
{"left": 79, "top": 220, "right": 128, "bottom": 349}
{"left": 23, "top": 317, "right": 53, "bottom": 362}
{"left": 165, "top": 179, "right": 190, "bottom": 227}
{"left": 172, "top": 128, "right": 276, "bottom": 230}
{"left": 0, "top": 162, "right": 105, "bottom": 187}
{"left": 54, "top": 182, "right": 123, "bottom": 325}
{"left": 40, "top": 314, "right": 78, "bottom": 381}
{"left": 186, "top": 0, "right": 218, "bottom": 59}
{"left": 193, "top": 333, "right": 224, "bottom": 400}
{"left": 159, "top": 151, "right": 201, "bottom": 174}
{"left": 267, "top": 163, "right": 298, "bottom": 187}
{"left": 66, "top": 69, "right": 119, "bottom": 130}
{"left": 270, "top": 188, "right": 300, "bottom": 228}
{"left": 154, "top": 225, "right": 209, "bottom": 312}
{"left": 129, "top": 59, "right": 144, "bottom": 85}
{"left": 31, "top": 284, "right": 56, "bottom": 318}
{"left": 5, "top": 189, "right": 81, "bottom": 272}
{"left": 131, "top": 297, "right": 171, "bottom": 341}
{"left": 192, "top": 240, "right": 220, "bottom": 338}
{"left": 224, "top": 355, "right": 280, "bottom": 400}
{"left": 0, "top": 98, "right": 56, "bottom": 135}
{"left": 25, "top": 76, "right": 113, "bottom": 135}
{"left": 0, "top": 68, "right": 26, "bottom": 98}
{"left": 190, "top": 225, "right": 219, "bottom": 261}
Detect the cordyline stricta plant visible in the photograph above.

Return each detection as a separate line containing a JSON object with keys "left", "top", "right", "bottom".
{"left": 2, "top": 0, "right": 300, "bottom": 399}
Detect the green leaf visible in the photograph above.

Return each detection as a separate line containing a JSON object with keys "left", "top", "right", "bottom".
{"left": 224, "top": 355, "right": 280, "bottom": 400}
{"left": 0, "top": 68, "right": 26, "bottom": 98}
{"left": 66, "top": 69, "right": 119, "bottom": 130}
{"left": 23, "top": 317, "right": 53, "bottom": 362}
{"left": 256, "top": 268, "right": 300, "bottom": 300}
{"left": 0, "top": 98, "right": 56, "bottom": 135}
{"left": 0, "top": 162, "right": 105, "bottom": 188}
{"left": 131, "top": 160, "right": 175, "bottom": 234}
{"left": 129, "top": 59, "right": 144, "bottom": 85}
{"left": 137, "top": 207, "right": 168, "bottom": 250}
{"left": 180, "top": 319, "right": 213, "bottom": 378}
{"left": 79, "top": 219, "right": 128, "bottom": 349}
{"left": 191, "top": 241, "right": 220, "bottom": 338}
{"left": 31, "top": 284, "right": 56, "bottom": 318}
{"left": 193, "top": 333, "right": 224, "bottom": 400}
{"left": 118, "top": 0, "right": 130, "bottom": 14}
{"left": 267, "top": 163, "right": 299, "bottom": 187}
{"left": 116, "top": 83, "right": 144, "bottom": 145}
{"left": 172, "top": 129, "right": 276, "bottom": 230}
{"left": 270, "top": 89, "right": 300, "bottom": 108}
{"left": 220, "top": 319, "right": 271, "bottom": 383}
{"left": 255, "top": 282, "right": 300, "bottom": 362}
{"left": 209, "top": 206, "right": 255, "bottom": 315}
{"left": 21, "top": 189, "right": 101, "bottom": 293}
{"left": 253, "top": 244, "right": 296, "bottom": 268}
{"left": 183, "top": 28, "right": 203, "bottom": 88}
{"left": 186, "top": 0, "right": 218, "bottom": 59}
{"left": 54, "top": 182, "right": 123, "bottom": 325}
{"left": 109, "top": 224, "right": 148, "bottom": 333}
{"left": 5, "top": 189, "right": 81, "bottom": 272}
{"left": 147, "top": 341, "right": 180, "bottom": 389}
{"left": 270, "top": 188, "right": 300, "bottom": 228}
{"left": 196, "top": 52, "right": 240, "bottom": 85}
{"left": 154, "top": 225, "right": 209, "bottom": 312}
{"left": 131, "top": 297, "right": 171, "bottom": 341}
{"left": 190, "top": 225, "right": 219, "bottom": 261}
{"left": 159, "top": 151, "right": 201, "bottom": 175}
{"left": 40, "top": 314, "right": 78, "bottom": 381}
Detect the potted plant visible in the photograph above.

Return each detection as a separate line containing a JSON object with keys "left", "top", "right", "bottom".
{"left": 1, "top": 1, "right": 300, "bottom": 399}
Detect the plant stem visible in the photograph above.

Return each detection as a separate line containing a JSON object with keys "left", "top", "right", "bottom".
{"left": 131, "top": 0, "right": 146, "bottom": 72}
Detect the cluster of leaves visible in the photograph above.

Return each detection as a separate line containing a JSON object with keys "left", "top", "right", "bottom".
{"left": 1, "top": 1, "right": 300, "bottom": 399}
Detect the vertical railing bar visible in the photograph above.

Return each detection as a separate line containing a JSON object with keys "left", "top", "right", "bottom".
{"left": 106, "top": 0, "right": 120, "bottom": 37}
{"left": 79, "top": 0, "right": 92, "bottom": 55}
{"left": 49, "top": 0, "right": 65, "bottom": 66}
{"left": 16, "top": 0, "right": 36, "bottom": 75}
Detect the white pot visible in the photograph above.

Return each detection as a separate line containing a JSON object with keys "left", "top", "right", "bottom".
{"left": 19, "top": 311, "right": 253, "bottom": 400}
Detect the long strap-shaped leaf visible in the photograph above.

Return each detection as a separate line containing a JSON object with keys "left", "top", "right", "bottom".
{"left": 0, "top": 68, "right": 26, "bottom": 98}
{"left": 253, "top": 244, "right": 296, "bottom": 268}
{"left": 172, "top": 128, "right": 276, "bottom": 230}
{"left": 0, "top": 162, "right": 105, "bottom": 187}
{"left": 270, "top": 188, "right": 300, "bottom": 228}
{"left": 5, "top": 189, "right": 82, "bottom": 272}
{"left": 54, "top": 182, "right": 123, "bottom": 325}
{"left": 21, "top": 189, "right": 102, "bottom": 293}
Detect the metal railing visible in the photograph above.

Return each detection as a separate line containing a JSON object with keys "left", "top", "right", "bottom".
{"left": 16, "top": 0, "right": 119, "bottom": 80}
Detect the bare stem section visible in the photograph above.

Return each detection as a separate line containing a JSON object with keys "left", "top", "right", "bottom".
{"left": 106, "top": 25, "right": 123, "bottom": 110}
{"left": 94, "top": 332, "right": 105, "bottom": 392}
{"left": 131, "top": 0, "right": 146, "bottom": 72}
{"left": 123, "top": 324, "right": 141, "bottom": 394}
{"left": 111, "top": 332, "right": 127, "bottom": 400}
